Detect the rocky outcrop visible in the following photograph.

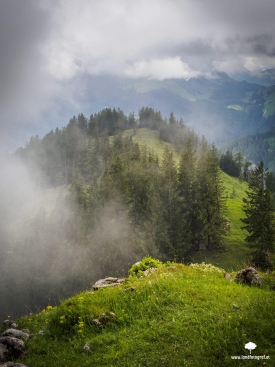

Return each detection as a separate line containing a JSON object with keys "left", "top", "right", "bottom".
{"left": 235, "top": 267, "right": 262, "bottom": 286}
{"left": 0, "top": 323, "right": 31, "bottom": 365}
{"left": 92, "top": 277, "right": 125, "bottom": 290}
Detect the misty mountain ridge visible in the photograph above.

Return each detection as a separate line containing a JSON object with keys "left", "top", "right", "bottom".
{"left": 4, "top": 69, "right": 275, "bottom": 153}
{"left": 232, "top": 67, "right": 275, "bottom": 87}
{"left": 81, "top": 71, "right": 275, "bottom": 146}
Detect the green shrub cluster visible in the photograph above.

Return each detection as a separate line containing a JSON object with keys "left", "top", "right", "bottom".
{"left": 128, "top": 255, "right": 163, "bottom": 277}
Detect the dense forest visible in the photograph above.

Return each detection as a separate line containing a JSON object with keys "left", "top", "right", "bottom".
{"left": 1, "top": 107, "right": 229, "bottom": 320}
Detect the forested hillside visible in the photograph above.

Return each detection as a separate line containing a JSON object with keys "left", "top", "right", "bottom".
{"left": 2, "top": 105, "right": 275, "bottom": 330}
{"left": 0, "top": 107, "right": 247, "bottom": 321}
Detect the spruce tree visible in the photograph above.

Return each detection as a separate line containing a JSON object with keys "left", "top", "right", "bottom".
{"left": 241, "top": 161, "right": 275, "bottom": 269}
{"left": 196, "top": 145, "right": 227, "bottom": 250}
{"left": 159, "top": 147, "right": 180, "bottom": 256}
{"left": 178, "top": 139, "right": 197, "bottom": 252}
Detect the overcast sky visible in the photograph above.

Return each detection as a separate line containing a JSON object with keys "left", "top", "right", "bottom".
{"left": 1, "top": 0, "right": 275, "bottom": 150}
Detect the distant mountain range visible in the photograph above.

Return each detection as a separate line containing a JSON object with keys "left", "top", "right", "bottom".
{"left": 232, "top": 68, "right": 275, "bottom": 87}
{"left": 9, "top": 69, "right": 275, "bottom": 168}
{"left": 82, "top": 71, "right": 275, "bottom": 146}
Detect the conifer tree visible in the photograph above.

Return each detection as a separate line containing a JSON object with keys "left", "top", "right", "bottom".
{"left": 178, "top": 139, "right": 197, "bottom": 252}
{"left": 159, "top": 147, "right": 180, "bottom": 256}
{"left": 196, "top": 145, "right": 227, "bottom": 250}
{"left": 241, "top": 161, "right": 275, "bottom": 269}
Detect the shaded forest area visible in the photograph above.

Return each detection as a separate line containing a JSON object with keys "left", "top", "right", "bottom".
{"left": 0, "top": 107, "right": 227, "bottom": 320}
{"left": 220, "top": 127, "right": 275, "bottom": 173}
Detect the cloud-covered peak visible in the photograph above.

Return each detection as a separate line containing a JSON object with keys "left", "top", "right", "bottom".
{"left": 1, "top": 0, "right": 275, "bottom": 149}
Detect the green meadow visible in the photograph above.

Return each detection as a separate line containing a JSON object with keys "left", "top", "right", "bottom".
{"left": 10, "top": 262, "right": 275, "bottom": 367}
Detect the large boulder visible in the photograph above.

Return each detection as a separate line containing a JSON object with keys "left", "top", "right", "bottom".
{"left": 235, "top": 267, "right": 262, "bottom": 286}
{"left": 92, "top": 277, "right": 125, "bottom": 290}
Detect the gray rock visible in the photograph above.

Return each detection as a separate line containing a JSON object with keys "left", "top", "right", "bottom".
{"left": 37, "top": 330, "right": 44, "bottom": 336}
{"left": 235, "top": 267, "right": 262, "bottom": 286}
{"left": 83, "top": 342, "right": 90, "bottom": 353}
{"left": 0, "top": 337, "right": 25, "bottom": 356}
{"left": 0, "top": 342, "right": 7, "bottom": 362}
{"left": 144, "top": 267, "right": 156, "bottom": 277}
{"left": 1, "top": 329, "right": 30, "bottom": 340}
{"left": 92, "top": 277, "right": 125, "bottom": 290}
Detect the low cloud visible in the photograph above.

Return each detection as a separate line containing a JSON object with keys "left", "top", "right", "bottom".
{"left": 124, "top": 57, "right": 204, "bottom": 80}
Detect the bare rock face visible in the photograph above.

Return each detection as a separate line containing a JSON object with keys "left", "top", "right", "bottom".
{"left": 92, "top": 277, "right": 125, "bottom": 290}
{"left": 235, "top": 267, "right": 262, "bottom": 286}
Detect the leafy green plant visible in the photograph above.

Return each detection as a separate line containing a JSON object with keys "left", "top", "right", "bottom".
{"left": 128, "top": 255, "right": 163, "bottom": 277}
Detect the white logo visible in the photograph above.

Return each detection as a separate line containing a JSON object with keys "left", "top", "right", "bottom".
{"left": 245, "top": 342, "right": 257, "bottom": 355}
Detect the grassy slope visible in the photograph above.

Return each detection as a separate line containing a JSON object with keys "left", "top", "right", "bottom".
{"left": 12, "top": 263, "right": 275, "bottom": 367}
{"left": 124, "top": 128, "right": 250, "bottom": 271}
